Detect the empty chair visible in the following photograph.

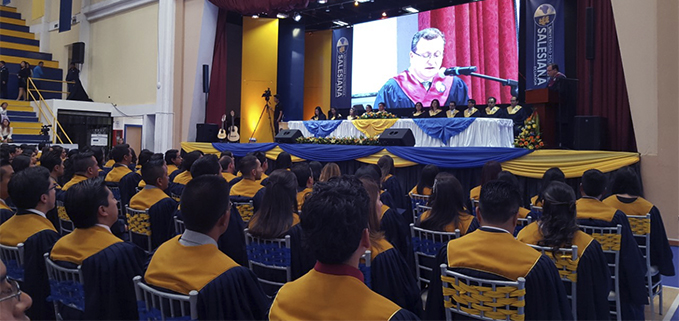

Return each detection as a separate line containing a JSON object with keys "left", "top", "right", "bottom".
{"left": 133, "top": 275, "right": 198, "bottom": 321}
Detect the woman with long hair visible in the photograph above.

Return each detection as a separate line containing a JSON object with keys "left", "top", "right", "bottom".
{"left": 17, "top": 61, "right": 30, "bottom": 101}
{"left": 327, "top": 107, "right": 342, "bottom": 120}
{"left": 377, "top": 155, "right": 405, "bottom": 209}
{"left": 360, "top": 177, "right": 420, "bottom": 316}
{"left": 318, "top": 162, "right": 340, "bottom": 182}
{"left": 248, "top": 169, "right": 299, "bottom": 239}
{"left": 274, "top": 152, "right": 292, "bottom": 170}
{"left": 0, "top": 117, "right": 12, "bottom": 143}
{"left": 517, "top": 181, "right": 610, "bottom": 320}
{"left": 418, "top": 172, "right": 478, "bottom": 234}
{"left": 469, "top": 161, "right": 502, "bottom": 201}
{"left": 531, "top": 167, "right": 565, "bottom": 206}
{"left": 428, "top": 99, "right": 444, "bottom": 117}
{"left": 310, "top": 106, "right": 326, "bottom": 120}
{"left": 411, "top": 102, "right": 427, "bottom": 118}
{"left": 410, "top": 164, "right": 439, "bottom": 196}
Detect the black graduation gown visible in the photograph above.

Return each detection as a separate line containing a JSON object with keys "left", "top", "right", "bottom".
{"left": 119, "top": 171, "right": 143, "bottom": 207}
{"left": 82, "top": 242, "right": 147, "bottom": 320}
{"left": 380, "top": 206, "right": 414, "bottom": 272}
{"left": 168, "top": 169, "right": 183, "bottom": 183}
{"left": 196, "top": 267, "right": 272, "bottom": 320}
{"left": 647, "top": 205, "right": 674, "bottom": 276}
{"left": 218, "top": 209, "right": 249, "bottom": 266}
{"left": 148, "top": 198, "right": 179, "bottom": 250}
{"left": 371, "top": 245, "right": 422, "bottom": 316}
{"left": 0, "top": 207, "right": 14, "bottom": 224}
{"left": 23, "top": 229, "right": 61, "bottom": 321}
{"left": 383, "top": 175, "right": 406, "bottom": 210}
{"left": 574, "top": 240, "right": 612, "bottom": 321}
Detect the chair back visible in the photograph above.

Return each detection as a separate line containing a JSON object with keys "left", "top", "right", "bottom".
{"left": 173, "top": 217, "right": 185, "bottom": 235}
{"left": 410, "top": 193, "right": 430, "bottom": 222}
{"left": 516, "top": 216, "right": 532, "bottom": 228}
{"left": 415, "top": 204, "right": 432, "bottom": 224}
{"left": 470, "top": 199, "right": 479, "bottom": 216}
{"left": 359, "top": 250, "right": 372, "bottom": 288}
{"left": 580, "top": 224, "right": 622, "bottom": 321}
{"left": 56, "top": 200, "right": 74, "bottom": 235}
{"left": 530, "top": 204, "right": 543, "bottom": 217}
{"left": 528, "top": 244, "right": 578, "bottom": 318}
{"left": 627, "top": 213, "right": 662, "bottom": 316}
{"left": 244, "top": 229, "right": 292, "bottom": 289}
{"left": 126, "top": 206, "right": 153, "bottom": 252}
{"left": 170, "top": 192, "right": 181, "bottom": 202}
{"left": 0, "top": 243, "right": 24, "bottom": 281}
{"left": 411, "top": 223, "right": 459, "bottom": 288}
{"left": 440, "top": 264, "right": 526, "bottom": 321}
{"left": 231, "top": 198, "right": 255, "bottom": 223}
{"left": 133, "top": 275, "right": 198, "bottom": 321}
{"left": 44, "top": 253, "right": 85, "bottom": 315}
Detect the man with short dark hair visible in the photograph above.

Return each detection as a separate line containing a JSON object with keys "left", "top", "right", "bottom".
{"left": 253, "top": 151, "right": 269, "bottom": 181}
{"left": 576, "top": 169, "right": 647, "bottom": 320}
{"left": 463, "top": 98, "right": 480, "bottom": 117}
{"left": 62, "top": 152, "right": 100, "bottom": 190}
{"left": 546, "top": 63, "right": 566, "bottom": 89}
{"left": 483, "top": 96, "right": 507, "bottom": 118}
{"left": 425, "top": 180, "right": 572, "bottom": 320}
{"left": 144, "top": 175, "right": 270, "bottom": 319}
{"left": 164, "top": 149, "right": 182, "bottom": 176}
{"left": 229, "top": 155, "right": 263, "bottom": 198}
{"left": 40, "top": 150, "right": 64, "bottom": 189}
{"left": 105, "top": 144, "right": 132, "bottom": 182}
{"left": 190, "top": 154, "right": 221, "bottom": 178}
{"left": 219, "top": 155, "right": 237, "bottom": 183}
{"left": 270, "top": 176, "right": 418, "bottom": 320}
{"left": 291, "top": 163, "right": 313, "bottom": 212}
{"left": 129, "top": 159, "right": 170, "bottom": 210}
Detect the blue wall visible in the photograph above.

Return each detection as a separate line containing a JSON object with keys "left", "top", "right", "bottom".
{"left": 276, "top": 20, "right": 305, "bottom": 122}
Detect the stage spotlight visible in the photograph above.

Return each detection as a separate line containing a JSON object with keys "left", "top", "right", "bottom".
{"left": 293, "top": 12, "right": 302, "bottom": 21}
{"left": 318, "top": 0, "right": 327, "bottom": 3}
{"left": 276, "top": 13, "right": 289, "bottom": 19}
{"left": 382, "top": 12, "right": 387, "bottom": 17}
{"left": 403, "top": 6, "right": 419, "bottom": 13}
{"left": 354, "top": 1, "right": 359, "bottom": 6}
{"left": 252, "top": 14, "right": 259, "bottom": 19}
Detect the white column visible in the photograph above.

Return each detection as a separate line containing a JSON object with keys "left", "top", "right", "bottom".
{"left": 79, "top": 0, "right": 91, "bottom": 90}
{"left": 38, "top": 0, "right": 51, "bottom": 53}
{"left": 154, "top": 0, "right": 175, "bottom": 152}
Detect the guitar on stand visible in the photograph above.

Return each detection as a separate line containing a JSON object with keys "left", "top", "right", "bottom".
{"left": 217, "top": 114, "right": 227, "bottom": 140}
{"left": 227, "top": 110, "right": 240, "bottom": 143}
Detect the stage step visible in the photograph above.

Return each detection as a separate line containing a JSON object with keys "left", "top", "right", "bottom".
{"left": 0, "top": 55, "right": 58, "bottom": 68}
{"left": 0, "top": 28, "right": 34, "bottom": 40}
{"left": 0, "top": 48, "right": 52, "bottom": 61}
{"left": 0, "top": 10, "right": 21, "bottom": 19}
{"left": 11, "top": 134, "right": 47, "bottom": 144}
{"left": 0, "top": 41, "right": 39, "bottom": 52}
{"left": 0, "top": 22, "right": 29, "bottom": 33}
{"left": 0, "top": 34, "right": 39, "bottom": 46}
{"left": 0, "top": 6, "right": 17, "bottom": 13}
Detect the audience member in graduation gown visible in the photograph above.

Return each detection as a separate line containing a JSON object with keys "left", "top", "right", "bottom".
{"left": 164, "top": 149, "right": 182, "bottom": 177}
{"left": 218, "top": 154, "right": 239, "bottom": 185}
{"left": 362, "top": 178, "right": 421, "bottom": 316}
{"left": 253, "top": 151, "right": 271, "bottom": 184}
{"left": 483, "top": 96, "right": 508, "bottom": 118}
{"left": 230, "top": 155, "right": 265, "bottom": 199}
{"left": 50, "top": 177, "right": 146, "bottom": 319}
{"left": 104, "top": 144, "right": 133, "bottom": 183}
{"left": 446, "top": 101, "right": 461, "bottom": 118}
{"left": 62, "top": 152, "right": 100, "bottom": 191}
{"left": 292, "top": 162, "right": 314, "bottom": 212}
{"left": 602, "top": 166, "right": 675, "bottom": 276}
{"left": 410, "top": 164, "right": 438, "bottom": 197}
{"left": 169, "top": 150, "right": 203, "bottom": 195}
{"left": 0, "top": 259, "right": 34, "bottom": 321}
{"left": 247, "top": 170, "right": 315, "bottom": 294}
{"left": 144, "top": 175, "right": 270, "bottom": 320}
{"left": 506, "top": 96, "right": 531, "bottom": 135}
{"left": 378, "top": 155, "right": 406, "bottom": 210}
{"left": 270, "top": 176, "right": 419, "bottom": 321}
{"left": 425, "top": 180, "right": 573, "bottom": 321}
{"left": 129, "top": 158, "right": 171, "bottom": 211}
{"left": 530, "top": 167, "right": 566, "bottom": 208}
{"left": 517, "top": 181, "right": 610, "bottom": 320}
{"left": 468, "top": 160, "right": 502, "bottom": 208}
{"left": 0, "top": 158, "right": 13, "bottom": 224}
{"left": 0, "top": 167, "right": 60, "bottom": 321}
{"left": 417, "top": 172, "right": 479, "bottom": 235}
{"left": 463, "top": 99, "right": 481, "bottom": 118}
{"left": 411, "top": 102, "right": 428, "bottom": 118}
{"left": 40, "top": 150, "right": 66, "bottom": 229}
{"left": 496, "top": 171, "right": 533, "bottom": 234}
{"left": 576, "top": 169, "right": 647, "bottom": 320}
{"left": 428, "top": 99, "right": 446, "bottom": 118}
{"left": 319, "top": 162, "right": 341, "bottom": 182}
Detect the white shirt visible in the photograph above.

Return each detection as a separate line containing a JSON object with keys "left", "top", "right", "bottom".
{"left": 480, "top": 225, "right": 511, "bottom": 234}
{"left": 26, "top": 208, "right": 46, "bottom": 219}
{"left": 94, "top": 223, "right": 113, "bottom": 233}
{"left": 179, "top": 229, "right": 217, "bottom": 247}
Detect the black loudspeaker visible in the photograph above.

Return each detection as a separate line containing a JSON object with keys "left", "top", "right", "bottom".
{"left": 196, "top": 123, "right": 219, "bottom": 143}
{"left": 275, "top": 129, "right": 303, "bottom": 143}
{"left": 379, "top": 128, "right": 415, "bottom": 146}
{"left": 202, "top": 64, "right": 210, "bottom": 93}
{"left": 586, "top": 7, "right": 595, "bottom": 60}
{"left": 574, "top": 116, "right": 606, "bottom": 150}
{"left": 72, "top": 42, "right": 85, "bottom": 64}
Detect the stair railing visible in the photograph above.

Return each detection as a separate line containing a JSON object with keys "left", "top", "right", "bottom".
{"left": 27, "top": 78, "right": 74, "bottom": 144}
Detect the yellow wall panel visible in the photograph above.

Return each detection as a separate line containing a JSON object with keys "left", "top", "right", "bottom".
{"left": 303, "top": 30, "right": 331, "bottom": 121}
{"left": 32, "top": 0, "right": 44, "bottom": 20}
{"left": 241, "top": 17, "right": 278, "bottom": 143}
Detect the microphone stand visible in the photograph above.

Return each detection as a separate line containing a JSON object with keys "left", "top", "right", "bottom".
{"left": 468, "top": 72, "right": 519, "bottom": 97}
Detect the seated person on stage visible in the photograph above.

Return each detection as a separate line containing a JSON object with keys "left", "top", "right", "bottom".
{"left": 576, "top": 169, "right": 647, "bottom": 320}
{"left": 376, "top": 102, "right": 387, "bottom": 113}
{"left": 361, "top": 178, "right": 421, "bottom": 316}
{"left": 0, "top": 156, "right": 13, "bottom": 224}
{"left": 129, "top": 159, "right": 170, "bottom": 210}
{"left": 506, "top": 96, "right": 530, "bottom": 133}
{"left": 469, "top": 161, "right": 502, "bottom": 202}
{"left": 0, "top": 167, "right": 59, "bottom": 321}
{"left": 310, "top": 106, "right": 326, "bottom": 120}
{"left": 164, "top": 149, "right": 182, "bottom": 176}
{"left": 253, "top": 151, "right": 269, "bottom": 183}
{"left": 171, "top": 150, "right": 203, "bottom": 185}
{"left": 292, "top": 162, "right": 313, "bottom": 212}
{"left": 517, "top": 181, "right": 610, "bottom": 320}
{"left": 328, "top": 107, "right": 342, "bottom": 120}
{"left": 347, "top": 106, "right": 359, "bottom": 120}
{"left": 378, "top": 155, "right": 406, "bottom": 209}
{"left": 411, "top": 102, "right": 428, "bottom": 118}
{"left": 428, "top": 99, "right": 445, "bottom": 118}
{"left": 144, "top": 175, "right": 270, "bottom": 320}
{"left": 602, "top": 166, "right": 675, "bottom": 277}
{"left": 104, "top": 144, "right": 133, "bottom": 183}
{"left": 446, "top": 101, "right": 460, "bottom": 118}
{"left": 530, "top": 167, "right": 565, "bottom": 208}
{"left": 483, "top": 96, "right": 508, "bottom": 118}
{"left": 496, "top": 171, "right": 532, "bottom": 221}
{"left": 269, "top": 176, "right": 419, "bottom": 321}
{"left": 417, "top": 172, "right": 478, "bottom": 235}
{"left": 425, "top": 180, "right": 573, "bottom": 320}
{"left": 409, "top": 164, "right": 438, "bottom": 196}
{"left": 62, "top": 152, "right": 100, "bottom": 191}
{"left": 219, "top": 154, "right": 238, "bottom": 183}
{"left": 366, "top": 105, "right": 373, "bottom": 113}
{"left": 229, "top": 155, "right": 264, "bottom": 198}
{"left": 463, "top": 98, "right": 481, "bottom": 117}
{"left": 0, "top": 259, "right": 33, "bottom": 321}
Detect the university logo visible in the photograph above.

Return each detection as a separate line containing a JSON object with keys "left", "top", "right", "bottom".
{"left": 534, "top": 4, "right": 556, "bottom": 26}
{"left": 336, "top": 37, "right": 349, "bottom": 53}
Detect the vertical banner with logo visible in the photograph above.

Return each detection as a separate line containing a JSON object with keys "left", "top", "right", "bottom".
{"left": 331, "top": 28, "right": 353, "bottom": 109}
{"left": 525, "top": 0, "right": 564, "bottom": 90}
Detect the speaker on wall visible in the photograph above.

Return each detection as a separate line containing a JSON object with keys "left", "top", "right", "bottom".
{"left": 275, "top": 129, "right": 303, "bottom": 143}
{"left": 202, "top": 64, "right": 210, "bottom": 93}
{"left": 72, "top": 42, "right": 85, "bottom": 64}
{"left": 196, "top": 123, "right": 219, "bottom": 143}
{"left": 586, "top": 7, "right": 595, "bottom": 60}
{"left": 574, "top": 116, "right": 606, "bottom": 150}
{"left": 379, "top": 128, "right": 415, "bottom": 146}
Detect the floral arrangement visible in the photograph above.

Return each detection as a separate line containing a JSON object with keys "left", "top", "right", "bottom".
{"left": 514, "top": 111, "right": 544, "bottom": 150}
{"left": 359, "top": 111, "right": 398, "bottom": 119}
{"left": 295, "top": 136, "right": 381, "bottom": 145}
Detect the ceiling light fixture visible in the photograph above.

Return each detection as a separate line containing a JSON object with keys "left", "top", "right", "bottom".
{"left": 403, "top": 6, "right": 419, "bottom": 13}
{"left": 318, "top": 0, "right": 327, "bottom": 4}
{"left": 293, "top": 12, "right": 302, "bottom": 21}
{"left": 354, "top": 1, "right": 359, "bottom": 6}
{"left": 252, "top": 14, "right": 259, "bottom": 19}
{"left": 382, "top": 12, "right": 387, "bottom": 17}
{"left": 333, "top": 20, "right": 349, "bottom": 27}
{"left": 276, "top": 13, "right": 289, "bottom": 19}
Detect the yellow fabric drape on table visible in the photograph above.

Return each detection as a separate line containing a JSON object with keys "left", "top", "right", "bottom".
{"left": 356, "top": 149, "right": 418, "bottom": 168}
{"left": 181, "top": 142, "right": 221, "bottom": 155}
{"left": 351, "top": 119, "right": 398, "bottom": 137}
{"left": 502, "top": 150, "right": 640, "bottom": 179}
{"left": 265, "top": 146, "right": 306, "bottom": 162}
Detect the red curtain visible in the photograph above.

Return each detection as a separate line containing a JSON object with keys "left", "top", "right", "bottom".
{"left": 576, "top": 0, "right": 636, "bottom": 151}
{"left": 205, "top": 9, "right": 230, "bottom": 124}
{"left": 418, "top": 0, "right": 518, "bottom": 103}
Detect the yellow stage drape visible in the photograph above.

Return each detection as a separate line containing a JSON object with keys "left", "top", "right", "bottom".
{"left": 501, "top": 150, "right": 640, "bottom": 179}
{"left": 265, "top": 146, "right": 306, "bottom": 162}
{"left": 351, "top": 119, "right": 399, "bottom": 137}
{"left": 180, "top": 142, "right": 221, "bottom": 155}
{"left": 356, "top": 149, "right": 418, "bottom": 168}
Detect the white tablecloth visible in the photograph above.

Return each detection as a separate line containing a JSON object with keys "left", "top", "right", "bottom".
{"left": 287, "top": 118, "right": 514, "bottom": 147}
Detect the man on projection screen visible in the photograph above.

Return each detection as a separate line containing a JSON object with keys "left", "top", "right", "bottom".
{"left": 374, "top": 28, "right": 469, "bottom": 109}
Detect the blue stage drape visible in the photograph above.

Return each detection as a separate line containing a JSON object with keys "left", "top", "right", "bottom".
{"left": 279, "top": 144, "right": 383, "bottom": 162}
{"left": 212, "top": 143, "right": 278, "bottom": 156}
{"left": 59, "top": 0, "right": 72, "bottom": 32}
{"left": 302, "top": 120, "right": 344, "bottom": 137}
{"left": 413, "top": 118, "right": 476, "bottom": 143}
{"left": 386, "top": 147, "right": 532, "bottom": 168}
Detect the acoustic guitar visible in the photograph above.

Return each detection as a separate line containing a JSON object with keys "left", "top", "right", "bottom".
{"left": 227, "top": 110, "right": 240, "bottom": 142}
{"left": 217, "top": 114, "right": 227, "bottom": 140}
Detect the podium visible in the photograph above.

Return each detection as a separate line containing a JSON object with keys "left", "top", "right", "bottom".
{"left": 526, "top": 88, "right": 559, "bottom": 148}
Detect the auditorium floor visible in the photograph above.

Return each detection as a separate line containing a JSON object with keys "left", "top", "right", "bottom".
{"left": 645, "top": 246, "right": 678, "bottom": 320}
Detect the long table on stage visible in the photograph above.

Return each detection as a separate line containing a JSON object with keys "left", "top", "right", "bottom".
{"left": 287, "top": 118, "right": 514, "bottom": 147}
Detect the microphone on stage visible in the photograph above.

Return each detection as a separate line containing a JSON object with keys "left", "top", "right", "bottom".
{"left": 439, "top": 66, "right": 477, "bottom": 77}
